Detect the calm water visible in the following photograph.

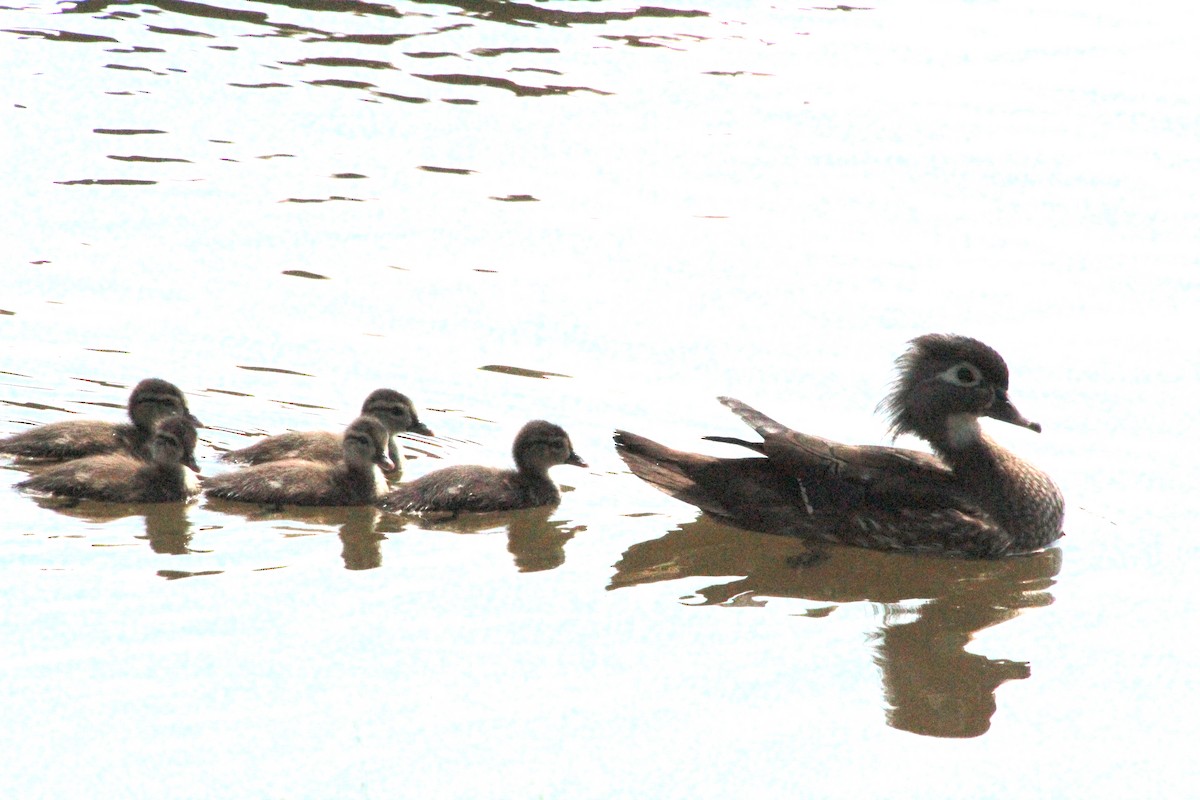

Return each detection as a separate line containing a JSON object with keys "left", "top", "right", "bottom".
{"left": 2, "top": 0, "right": 1198, "bottom": 797}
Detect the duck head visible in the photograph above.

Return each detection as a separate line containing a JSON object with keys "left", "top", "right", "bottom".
{"left": 881, "top": 334, "right": 1041, "bottom": 447}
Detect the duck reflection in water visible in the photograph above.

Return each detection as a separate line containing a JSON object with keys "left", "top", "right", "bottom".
{"left": 388, "top": 505, "right": 586, "bottom": 573}
{"left": 609, "top": 516, "right": 1060, "bottom": 738}
{"left": 19, "top": 495, "right": 197, "bottom": 556}
{"left": 206, "top": 500, "right": 392, "bottom": 571}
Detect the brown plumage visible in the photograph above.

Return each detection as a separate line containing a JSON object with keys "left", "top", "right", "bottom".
{"left": 220, "top": 388, "right": 431, "bottom": 473}
{"left": 204, "top": 415, "right": 395, "bottom": 507}
{"left": 614, "top": 334, "right": 1064, "bottom": 559}
{"left": 16, "top": 416, "right": 201, "bottom": 503}
{"left": 378, "top": 420, "right": 586, "bottom": 515}
{"left": 0, "top": 378, "right": 201, "bottom": 462}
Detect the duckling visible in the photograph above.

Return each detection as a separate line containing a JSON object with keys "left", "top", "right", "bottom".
{"left": 220, "top": 388, "right": 432, "bottom": 473}
{"left": 0, "top": 378, "right": 201, "bottom": 461}
{"left": 204, "top": 415, "right": 395, "bottom": 507}
{"left": 378, "top": 420, "right": 586, "bottom": 514}
{"left": 16, "top": 416, "right": 201, "bottom": 503}
{"left": 614, "top": 334, "right": 1065, "bottom": 559}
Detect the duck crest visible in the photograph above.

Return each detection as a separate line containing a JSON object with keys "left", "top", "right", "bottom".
{"left": 615, "top": 334, "right": 1065, "bottom": 559}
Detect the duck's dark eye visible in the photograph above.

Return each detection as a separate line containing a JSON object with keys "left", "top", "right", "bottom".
{"left": 939, "top": 363, "right": 981, "bottom": 387}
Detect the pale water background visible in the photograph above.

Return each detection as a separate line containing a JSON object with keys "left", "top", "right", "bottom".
{"left": 2, "top": 0, "right": 1198, "bottom": 797}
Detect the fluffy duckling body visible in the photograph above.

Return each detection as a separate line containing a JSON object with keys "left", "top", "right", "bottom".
{"left": 379, "top": 420, "right": 586, "bottom": 514}
{"left": 205, "top": 415, "right": 395, "bottom": 507}
{"left": 0, "top": 378, "right": 200, "bottom": 462}
{"left": 614, "top": 334, "right": 1064, "bottom": 559}
{"left": 220, "top": 389, "right": 431, "bottom": 473}
{"left": 16, "top": 416, "right": 201, "bottom": 503}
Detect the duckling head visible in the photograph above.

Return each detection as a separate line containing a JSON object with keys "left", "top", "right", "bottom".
{"left": 129, "top": 378, "right": 203, "bottom": 431}
{"left": 512, "top": 420, "right": 587, "bottom": 472}
{"left": 881, "top": 334, "right": 1040, "bottom": 445}
{"left": 361, "top": 388, "right": 433, "bottom": 437}
{"left": 343, "top": 415, "right": 397, "bottom": 473}
{"left": 149, "top": 416, "right": 200, "bottom": 472}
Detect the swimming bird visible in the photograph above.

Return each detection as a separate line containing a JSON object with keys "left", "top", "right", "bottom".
{"left": 0, "top": 378, "right": 201, "bottom": 461}
{"left": 16, "top": 416, "right": 201, "bottom": 503}
{"left": 204, "top": 415, "right": 395, "bottom": 507}
{"left": 220, "top": 388, "right": 431, "bottom": 473}
{"left": 614, "top": 334, "right": 1064, "bottom": 559}
{"left": 378, "top": 420, "right": 586, "bottom": 514}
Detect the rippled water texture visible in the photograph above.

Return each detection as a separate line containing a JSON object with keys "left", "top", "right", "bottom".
{"left": 2, "top": 1, "right": 1198, "bottom": 797}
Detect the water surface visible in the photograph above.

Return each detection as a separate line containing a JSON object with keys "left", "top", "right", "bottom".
{"left": 2, "top": 1, "right": 1198, "bottom": 797}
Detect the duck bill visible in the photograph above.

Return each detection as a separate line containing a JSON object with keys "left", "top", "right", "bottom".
{"left": 409, "top": 422, "right": 434, "bottom": 437}
{"left": 986, "top": 391, "right": 1042, "bottom": 433}
{"left": 184, "top": 454, "right": 201, "bottom": 473}
{"left": 566, "top": 452, "right": 588, "bottom": 468}
{"left": 376, "top": 455, "right": 398, "bottom": 474}
{"left": 186, "top": 412, "right": 204, "bottom": 428}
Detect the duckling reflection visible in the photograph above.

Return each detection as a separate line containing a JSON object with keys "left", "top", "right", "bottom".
{"left": 221, "top": 388, "right": 432, "bottom": 476}
{"left": 610, "top": 515, "right": 1060, "bottom": 738}
{"left": 20, "top": 490, "right": 196, "bottom": 556}
{"left": 207, "top": 498, "right": 390, "bottom": 570}
{"left": 0, "top": 378, "right": 201, "bottom": 461}
{"left": 204, "top": 415, "right": 394, "bottom": 507}
{"left": 16, "top": 417, "right": 201, "bottom": 503}
{"left": 378, "top": 420, "right": 586, "bottom": 515}
{"left": 396, "top": 505, "right": 585, "bottom": 573}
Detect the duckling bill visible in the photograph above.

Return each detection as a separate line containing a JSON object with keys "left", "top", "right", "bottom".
{"left": 16, "top": 416, "right": 201, "bottom": 503}
{"left": 378, "top": 420, "right": 586, "bottom": 515}
{"left": 614, "top": 334, "right": 1065, "bottom": 559}
{"left": 0, "top": 378, "right": 200, "bottom": 462}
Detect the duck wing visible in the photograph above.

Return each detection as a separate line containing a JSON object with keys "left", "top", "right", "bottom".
{"left": 711, "top": 397, "right": 962, "bottom": 511}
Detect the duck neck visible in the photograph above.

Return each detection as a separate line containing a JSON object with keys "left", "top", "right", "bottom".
{"left": 928, "top": 415, "right": 1063, "bottom": 551}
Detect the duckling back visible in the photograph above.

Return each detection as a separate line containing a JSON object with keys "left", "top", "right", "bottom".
{"left": 0, "top": 378, "right": 198, "bottom": 461}
{"left": 15, "top": 416, "right": 201, "bottom": 503}
{"left": 205, "top": 416, "right": 393, "bottom": 507}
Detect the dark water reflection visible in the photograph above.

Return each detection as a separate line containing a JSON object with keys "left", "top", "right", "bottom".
{"left": 611, "top": 516, "right": 1061, "bottom": 738}
{"left": 384, "top": 505, "right": 585, "bottom": 573}
{"left": 203, "top": 498, "right": 391, "bottom": 570}
{"left": 26, "top": 495, "right": 197, "bottom": 555}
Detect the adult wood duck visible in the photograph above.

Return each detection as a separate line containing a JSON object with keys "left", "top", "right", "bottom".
{"left": 614, "top": 334, "right": 1064, "bottom": 559}
{"left": 0, "top": 378, "right": 201, "bottom": 461}
{"left": 204, "top": 415, "right": 395, "bottom": 507}
{"left": 378, "top": 420, "right": 586, "bottom": 515}
{"left": 220, "top": 388, "right": 431, "bottom": 474}
{"left": 16, "top": 416, "right": 201, "bottom": 503}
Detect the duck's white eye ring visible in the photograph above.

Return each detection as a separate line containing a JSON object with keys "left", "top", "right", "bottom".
{"left": 939, "top": 362, "right": 982, "bottom": 387}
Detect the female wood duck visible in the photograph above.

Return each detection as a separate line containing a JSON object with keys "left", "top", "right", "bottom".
{"left": 204, "top": 415, "right": 395, "bottom": 507}
{"left": 614, "top": 334, "right": 1065, "bottom": 559}
{"left": 0, "top": 378, "right": 201, "bottom": 461}
{"left": 16, "top": 416, "right": 201, "bottom": 503}
{"left": 220, "top": 388, "right": 432, "bottom": 474}
{"left": 378, "top": 420, "right": 586, "bottom": 514}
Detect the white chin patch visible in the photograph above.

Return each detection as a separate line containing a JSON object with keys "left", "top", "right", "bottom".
{"left": 945, "top": 414, "right": 981, "bottom": 448}
{"left": 183, "top": 470, "right": 201, "bottom": 495}
{"left": 373, "top": 467, "right": 388, "bottom": 496}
